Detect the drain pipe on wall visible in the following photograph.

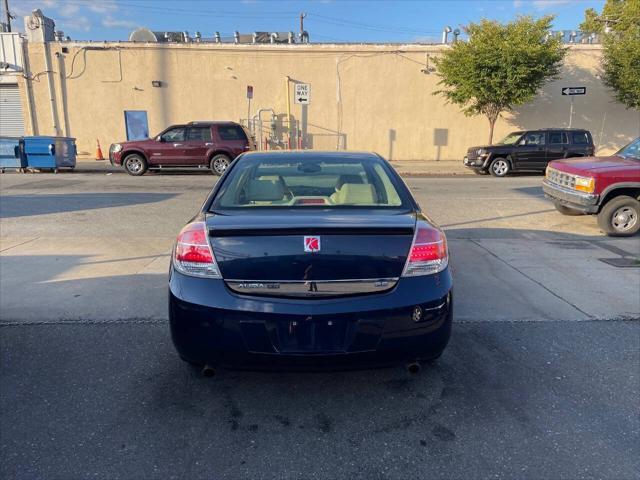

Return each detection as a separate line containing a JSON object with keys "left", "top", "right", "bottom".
{"left": 42, "top": 42, "right": 59, "bottom": 135}
{"left": 285, "top": 76, "right": 292, "bottom": 149}
{"left": 19, "top": 38, "right": 37, "bottom": 135}
{"left": 55, "top": 52, "right": 69, "bottom": 137}
{"left": 253, "top": 108, "right": 276, "bottom": 149}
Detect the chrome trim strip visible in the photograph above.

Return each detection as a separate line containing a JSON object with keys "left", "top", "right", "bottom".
{"left": 542, "top": 179, "right": 598, "bottom": 205}
{"left": 225, "top": 278, "right": 399, "bottom": 297}
{"left": 423, "top": 300, "right": 447, "bottom": 312}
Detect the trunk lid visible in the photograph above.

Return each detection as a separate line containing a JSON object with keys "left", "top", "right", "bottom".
{"left": 206, "top": 211, "right": 416, "bottom": 297}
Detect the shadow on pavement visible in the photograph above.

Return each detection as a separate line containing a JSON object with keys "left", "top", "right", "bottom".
{"left": 0, "top": 193, "right": 177, "bottom": 218}
{"left": 441, "top": 208, "right": 556, "bottom": 229}
{"left": 511, "top": 185, "right": 547, "bottom": 198}
{"left": 0, "top": 320, "right": 637, "bottom": 479}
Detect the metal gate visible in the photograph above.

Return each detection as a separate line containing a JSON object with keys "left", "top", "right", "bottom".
{"left": 0, "top": 84, "right": 25, "bottom": 136}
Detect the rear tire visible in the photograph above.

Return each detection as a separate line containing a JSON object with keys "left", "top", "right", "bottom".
{"left": 554, "top": 202, "right": 584, "bottom": 216}
{"left": 597, "top": 196, "right": 640, "bottom": 237}
{"left": 210, "top": 154, "right": 231, "bottom": 175}
{"left": 123, "top": 154, "right": 148, "bottom": 176}
{"left": 489, "top": 157, "right": 510, "bottom": 177}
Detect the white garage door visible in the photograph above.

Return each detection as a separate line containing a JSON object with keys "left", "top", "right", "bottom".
{"left": 0, "top": 84, "right": 25, "bottom": 137}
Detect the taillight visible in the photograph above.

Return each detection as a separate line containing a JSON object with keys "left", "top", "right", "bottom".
{"left": 402, "top": 223, "right": 448, "bottom": 277}
{"left": 173, "top": 221, "right": 221, "bottom": 278}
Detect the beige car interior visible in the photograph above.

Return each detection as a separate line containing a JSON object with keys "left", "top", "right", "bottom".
{"left": 243, "top": 174, "right": 379, "bottom": 206}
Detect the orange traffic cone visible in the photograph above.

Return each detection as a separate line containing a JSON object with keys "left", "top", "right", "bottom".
{"left": 96, "top": 139, "right": 105, "bottom": 161}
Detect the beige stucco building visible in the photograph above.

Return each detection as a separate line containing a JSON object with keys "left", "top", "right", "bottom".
{"left": 8, "top": 39, "right": 640, "bottom": 160}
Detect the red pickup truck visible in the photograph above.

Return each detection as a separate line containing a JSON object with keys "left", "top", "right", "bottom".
{"left": 109, "top": 121, "right": 255, "bottom": 176}
{"left": 543, "top": 138, "right": 640, "bottom": 236}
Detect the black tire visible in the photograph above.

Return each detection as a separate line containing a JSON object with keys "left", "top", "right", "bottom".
{"left": 597, "top": 196, "right": 640, "bottom": 237}
{"left": 554, "top": 202, "right": 584, "bottom": 216}
{"left": 123, "top": 154, "right": 148, "bottom": 176}
{"left": 474, "top": 169, "right": 489, "bottom": 175}
{"left": 210, "top": 154, "right": 231, "bottom": 175}
{"left": 489, "top": 157, "right": 510, "bottom": 177}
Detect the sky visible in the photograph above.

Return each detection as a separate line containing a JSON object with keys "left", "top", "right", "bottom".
{"left": 8, "top": 0, "right": 605, "bottom": 42}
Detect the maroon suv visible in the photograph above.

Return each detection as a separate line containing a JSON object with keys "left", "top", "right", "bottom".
{"left": 109, "top": 121, "right": 255, "bottom": 176}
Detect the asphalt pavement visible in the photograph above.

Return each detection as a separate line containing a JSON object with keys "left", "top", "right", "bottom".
{"left": 1, "top": 170, "right": 639, "bottom": 479}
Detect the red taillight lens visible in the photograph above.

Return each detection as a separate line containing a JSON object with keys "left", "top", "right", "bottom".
{"left": 403, "top": 223, "right": 448, "bottom": 277}
{"left": 173, "top": 222, "right": 221, "bottom": 278}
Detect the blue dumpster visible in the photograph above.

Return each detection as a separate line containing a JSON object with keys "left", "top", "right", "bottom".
{"left": 23, "top": 136, "right": 77, "bottom": 173}
{"left": 0, "top": 136, "right": 27, "bottom": 173}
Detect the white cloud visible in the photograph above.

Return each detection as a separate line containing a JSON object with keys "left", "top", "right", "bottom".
{"left": 101, "top": 16, "right": 137, "bottom": 29}
{"left": 11, "top": 0, "right": 55, "bottom": 16}
{"left": 533, "top": 0, "right": 573, "bottom": 9}
{"left": 88, "top": 1, "right": 119, "bottom": 13}
{"left": 514, "top": 0, "right": 575, "bottom": 10}
{"left": 58, "top": 3, "right": 79, "bottom": 17}
{"left": 60, "top": 15, "right": 91, "bottom": 32}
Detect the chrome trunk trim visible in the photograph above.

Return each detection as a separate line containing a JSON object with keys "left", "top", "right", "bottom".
{"left": 225, "top": 278, "right": 399, "bottom": 298}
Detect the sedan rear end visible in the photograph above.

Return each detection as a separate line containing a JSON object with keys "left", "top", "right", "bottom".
{"left": 168, "top": 151, "right": 453, "bottom": 370}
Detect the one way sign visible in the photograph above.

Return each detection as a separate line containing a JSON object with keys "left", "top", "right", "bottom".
{"left": 562, "top": 86, "right": 586, "bottom": 96}
{"left": 294, "top": 83, "right": 311, "bottom": 105}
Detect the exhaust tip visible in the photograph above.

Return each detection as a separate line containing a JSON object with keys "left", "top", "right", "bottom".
{"left": 406, "top": 361, "right": 421, "bottom": 374}
{"left": 202, "top": 365, "right": 216, "bottom": 377}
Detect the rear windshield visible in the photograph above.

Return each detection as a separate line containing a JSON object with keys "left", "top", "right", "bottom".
{"left": 572, "top": 131, "right": 591, "bottom": 145}
{"left": 212, "top": 156, "right": 409, "bottom": 209}
{"left": 217, "top": 125, "right": 247, "bottom": 141}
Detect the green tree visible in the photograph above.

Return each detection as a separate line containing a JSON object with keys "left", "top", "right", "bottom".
{"left": 580, "top": 0, "right": 640, "bottom": 109}
{"left": 434, "top": 16, "right": 566, "bottom": 144}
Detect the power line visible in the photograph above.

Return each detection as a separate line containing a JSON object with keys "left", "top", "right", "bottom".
{"left": 305, "top": 12, "right": 443, "bottom": 36}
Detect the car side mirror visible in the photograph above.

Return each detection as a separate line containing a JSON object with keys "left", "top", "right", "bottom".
{"left": 156, "top": 135, "right": 163, "bottom": 142}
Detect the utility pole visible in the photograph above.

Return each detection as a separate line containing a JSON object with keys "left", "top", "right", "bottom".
{"left": 3, "top": 0, "right": 12, "bottom": 32}
{"left": 300, "top": 12, "right": 306, "bottom": 36}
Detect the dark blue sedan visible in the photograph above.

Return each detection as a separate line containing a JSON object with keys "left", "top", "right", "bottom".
{"left": 169, "top": 151, "right": 452, "bottom": 372}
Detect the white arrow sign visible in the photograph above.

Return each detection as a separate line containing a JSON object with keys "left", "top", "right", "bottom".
{"left": 562, "top": 87, "right": 586, "bottom": 96}
{"left": 294, "top": 83, "right": 311, "bottom": 105}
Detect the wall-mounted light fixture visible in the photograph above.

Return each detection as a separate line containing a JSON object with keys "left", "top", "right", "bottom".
{"left": 151, "top": 80, "right": 162, "bottom": 88}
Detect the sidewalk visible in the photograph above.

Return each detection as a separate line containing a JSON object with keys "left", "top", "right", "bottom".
{"left": 74, "top": 158, "right": 473, "bottom": 176}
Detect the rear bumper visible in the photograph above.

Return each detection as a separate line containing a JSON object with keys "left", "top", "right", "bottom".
{"left": 543, "top": 180, "right": 599, "bottom": 213}
{"left": 168, "top": 269, "right": 453, "bottom": 370}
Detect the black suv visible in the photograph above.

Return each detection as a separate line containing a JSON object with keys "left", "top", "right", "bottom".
{"left": 464, "top": 129, "right": 595, "bottom": 177}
